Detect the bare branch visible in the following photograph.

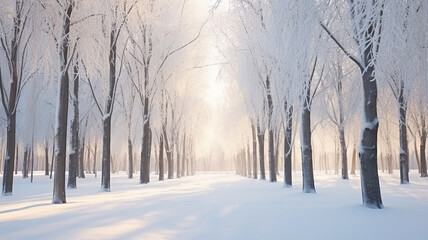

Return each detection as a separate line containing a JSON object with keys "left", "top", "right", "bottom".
{"left": 320, "top": 22, "right": 364, "bottom": 71}
{"left": 81, "top": 59, "right": 103, "bottom": 116}
{"left": 71, "top": 13, "right": 103, "bottom": 26}
{"left": 155, "top": 14, "right": 211, "bottom": 79}
{"left": 0, "top": 68, "right": 10, "bottom": 116}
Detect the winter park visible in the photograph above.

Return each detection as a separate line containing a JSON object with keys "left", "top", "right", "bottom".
{"left": 0, "top": 0, "right": 428, "bottom": 239}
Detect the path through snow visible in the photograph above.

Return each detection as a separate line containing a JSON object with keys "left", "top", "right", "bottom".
{"left": 1, "top": 171, "right": 427, "bottom": 240}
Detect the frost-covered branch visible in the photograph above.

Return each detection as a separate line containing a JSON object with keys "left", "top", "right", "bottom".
{"left": 320, "top": 22, "right": 364, "bottom": 71}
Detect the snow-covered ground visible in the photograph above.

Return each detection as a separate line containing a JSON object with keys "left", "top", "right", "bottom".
{"left": 1, "top": 171, "right": 427, "bottom": 240}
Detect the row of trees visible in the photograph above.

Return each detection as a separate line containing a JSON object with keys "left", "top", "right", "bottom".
{"left": 0, "top": 0, "right": 218, "bottom": 203}
{"left": 221, "top": 0, "right": 426, "bottom": 208}
{"left": 1, "top": 0, "right": 426, "bottom": 210}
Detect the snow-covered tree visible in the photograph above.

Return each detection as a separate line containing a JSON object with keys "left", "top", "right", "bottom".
{"left": 0, "top": 0, "right": 39, "bottom": 195}
{"left": 321, "top": 0, "right": 385, "bottom": 208}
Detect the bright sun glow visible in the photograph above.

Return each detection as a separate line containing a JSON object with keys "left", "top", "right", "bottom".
{"left": 204, "top": 67, "right": 225, "bottom": 106}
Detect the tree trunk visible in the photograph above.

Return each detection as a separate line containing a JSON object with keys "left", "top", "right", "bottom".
{"left": 274, "top": 130, "right": 280, "bottom": 175}
{"left": 101, "top": 116, "right": 111, "bottom": 191}
{"left": 111, "top": 154, "right": 116, "bottom": 174}
{"left": 67, "top": 61, "right": 79, "bottom": 188}
{"left": 420, "top": 116, "right": 427, "bottom": 177}
{"left": 159, "top": 133, "right": 164, "bottom": 180}
{"left": 266, "top": 76, "right": 276, "bottom": 182}
{"left": 163, "top": 126, "right": 174, "bottom": 179}
{"left": 301, "top": 81, "right": 315, "bottom": 193}
{"left": 93, "top": 142, "right": 97, "bottom": 177}
{"left": 358, "top": 66, "right": 382, "bottom": 208}
{"left": 79, "top": 136, "right": 85, "bottom": 178}
{"left": 30, "top": 145, "right": 34, "bottom": 183}
{"left": 339, "top": 128, "right": 348, "bottom": 179}
{"left": 154, "top": 143, "right": 158, "bottom": 174}
{"left": 128, "top": 138, "right": 133, "bottom": 178}
{"left": 15, "top": 146, "right": 18, "bottom": 175}
{"left": 387, "top": 153, "right": 393, "bottom": 174}
{"left": 268, "top": 128, "right": 275, "bottom": 182}
{"left": 23, "top": 147, "right": 28, "bottom": 178}
{"left": 86, "top": 143, "right": 91, "bottom": 174}
{"left": 191, "top": 140, "right": 195, "bottom": 175}
{"left": 251, "top": 123, "right": 258, "bottom": 179}
{"left": 398, "top": 91, "right": 409, "bottom": 183}
{"left": 242, "top": 148, "right": 247, "bottom": 177}
{"left": 257, "top": 123, "right": 266, "bottom": 180}
{"left": 50, "top": 139, "right": 54, "bottom": 179}
{"left": 101, "top": 18, "right": 119, "bottom": 191}
{"left": 345, "top": 0, "right": 383, "bottom": 208}
{"left": 140, "top": 97, "right": 151, "bottom": 184}
{"left": 176, "top": 137, "right": 181, "bottom": 179}
{"left": 182, "top": 133, "right": 186, "bottom": 177}
{"left": 336, "top": 78, "right": 349, "bottom": 179}
{"left": 284, "top": 104, "right": 293, "bottom": 187}
{"left": 52, "top": 2, "right": 73, "bottom": 204}
{"left": 45, "top": 142, "right": 49, "bottom": 176}
{"left": 247, "top": 144, "right": 251, "bottom": 178}
{"left": 413, "top": 136, "right": 420, "bottom": 173}
{"left": 350, "top": 146, "right": 356, "bottom": 175}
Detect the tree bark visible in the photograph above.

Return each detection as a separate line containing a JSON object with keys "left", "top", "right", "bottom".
{"left": 15, "top": 146, "right": 18, "bottom": 175}
{"left": 420, "top": 115, "right": 427, "bottom": 177}
{"left": 52, "top": 2, "right": 73, "bottom": 203}
{"left": 86, "top": 142, "right": 91, "bottom": 174}
{"left": 176, "top": 135, "right": 181, "bottom": 179}
{"left": 266, "top": 76, "right": 276, "bottom": 182}
{"left": 79, "top": 136, "right": 85, "bottom": 178}
{"left": 301, "top": 87, "right": 315, "bottom": 193}
{"left": 190, "top": 139, "right": 195, "bottom": 175}
{"left": 50, "top": 139, "right": 54, "bottom": 179}
{"left": 23, "top": 147, "right": 28, "bottom": 178}
{"left": 274, "top": 129, "right": 280, "bottom": 175}
{"left": 359, "top": 66, "right": 382, "bottom": 208}
{"left": 339, "top": 128, "right": 348, "bottom": 179}
{"left": 350, "top": 146, "right": 356, "bottom": 175}
{"left": 336, "top": 78, "right": 349, "bottom": 180}
{"left": 45, "top": 142, "right": 49, "bottom": 176}
{"left": 140, "top": 97, "right": 151, "bottom": 184}
{"left": 30, "top": 145, "right": 34, "bottom": 183}
{"left": 93, "top": 142, "right": 97, "bottom": 177}
{"left": 284, "top": 104, "right": 293, "bottom": 187}
{"left": 182, "top": 133, "right": 186, "bottom": 177}
{"left": 68, "top": 60, "right": 79, "bottom": 188}
{"left": 101, "top": 116, "right": 111, "bottom": 191}
{"left": 246, "top": 143, "right": 251, "bottom": 178}
{"left": 398, "top": 90, "right": 409, "bottom": 183}
{"left": 413, "top": 136, "right": 420, "bottom": 173}
{"left": 163, "top": 108, "right": 174, "bottom": 179}
{"left": 128, "top": 138, "right": 133, "bottom": 178}
{"left": 159, "top": 133, "right": 164, "bottom": 180}
{"left": 257, "top": 123, "right": 266, "bottom": 180}
{"left": 242, "top": 148, "right": 247, "bottom": 177}
{"left": 251, "top": 123, "right": 258, "bottom": 179}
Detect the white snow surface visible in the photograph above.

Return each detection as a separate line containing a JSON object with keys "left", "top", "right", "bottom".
{"left": 1, "top": 171, "right": 428, "bottom": 240}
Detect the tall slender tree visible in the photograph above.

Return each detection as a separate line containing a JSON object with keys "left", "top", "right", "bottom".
{"left": 321, "top": 0, "right": 385, "bottom": 208}
{"left": 67, "top": 57, "right": 79, "bottom": 188}
{"left": 52, "top": 0, "right": 75, "bottom": 204}
{"left": 0, "top": 0, "right": 36, "bottom": 195}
